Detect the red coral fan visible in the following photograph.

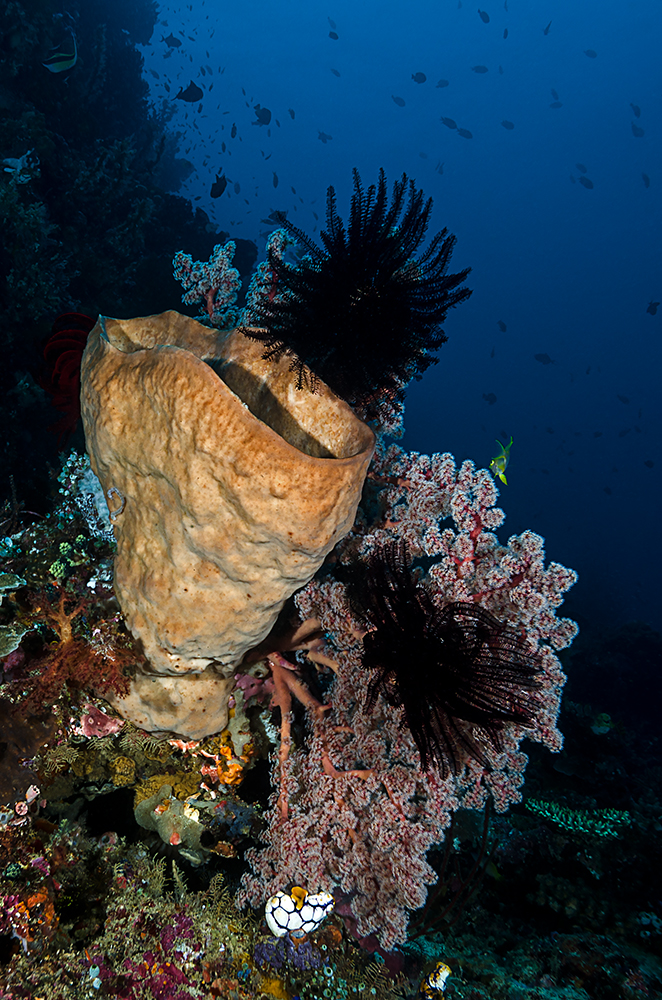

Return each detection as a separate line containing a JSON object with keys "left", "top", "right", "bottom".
{"left": 240, "top": 445, "right": 577, "bottom": 949}
{"left": 39, "top": 312, "right": 95, "bottom": 448}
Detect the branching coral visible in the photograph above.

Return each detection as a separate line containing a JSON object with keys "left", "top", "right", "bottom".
{"left": 240, "top": 168, "right": 472, "bottom": 414}
{"left": 172, "top": 241, "right": 242, "bottom": 328}
{"left": 239, "top": 442, "right": 576, "bottom": 949}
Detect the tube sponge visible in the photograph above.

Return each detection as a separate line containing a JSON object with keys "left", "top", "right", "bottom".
{"left": 80, "top": 311, "right": 374, "bottom": 738}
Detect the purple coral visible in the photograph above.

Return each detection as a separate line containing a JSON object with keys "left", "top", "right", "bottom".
{"left": 254, "top": 933, "right": 322, "bottom": 971}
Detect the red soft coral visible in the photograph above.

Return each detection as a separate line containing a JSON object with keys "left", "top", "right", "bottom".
{"left": 14, "top": 589, "right": 133, "bottom": 718}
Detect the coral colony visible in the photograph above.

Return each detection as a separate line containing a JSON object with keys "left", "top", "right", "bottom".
{"left": 0, "top": 171, "right": 578, "bottom": 997}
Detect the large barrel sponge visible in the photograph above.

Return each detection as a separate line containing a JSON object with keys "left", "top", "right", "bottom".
{"left": 80, "top": 311, "right": 374, "bottom": 738}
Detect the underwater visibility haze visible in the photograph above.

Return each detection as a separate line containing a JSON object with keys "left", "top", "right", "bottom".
{"left": 0, "top": 0, "right": 660, "bottom": 997}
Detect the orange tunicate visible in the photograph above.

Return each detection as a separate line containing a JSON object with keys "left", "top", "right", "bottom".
{"left": 215, "top": 745, "right": 246, "bottom": 786}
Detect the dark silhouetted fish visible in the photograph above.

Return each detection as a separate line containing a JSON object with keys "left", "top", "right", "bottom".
{"left": 261, "top": 210, "right": 286, "bottom": 225}
{"left": 646, "top": 301, "right": 659, "bottom": 315}
{"left": 288, "top": 108, "right": 295, "bottom": 118}
{"left": 231, "top": 122, "right": 237, "bottom": 138}
{"left": 630, "top": 103, "right": 641, "bottom": 118}
{"left": 642, "top": 173, "right": 650, "bottom": 188}
{"left": 330, "top": 68, "right": 340, "bottom": 76}
{"left": 603, "top": 486, "right": 612, "bottom": 495}
{"left": 584, "top": 49, "right": 597, "bottom": 57}
{"left": 497, "top": 320, "right": 507, "bottom": 332}
{"left": 328, "top": 17, "right": 336, "bottom": 29}
{"left": 543, "top": 20, "right": 552, "bottom": 34}
{"left": 575, "top": 163, "right": 587, "bottom": 173}
{"left": 253, "top": 105, "right": 271, "bottom": 125}
{"left": 472, "top": 65, "right": 489, "bottom": 73}
{"left": 644, "top": 459, "right": 654, "bottom": 468}
{"left": 210, "top": 173, "right": 227, "bottom": 197}
{"left": 482, "top": 392, "right": 497, "bottom": 404}
{"left": 632, "top": 123, "right": 645, "bottom": 138}
{"left": 273, "top": 172, "right": 279, "bottom": 187}
{"left": 578, "top": 176, "right": 594, "bottom": 189}
{"left": 501, "top": 119, "right": 514, "bottom": 129}
{"left": 551, "top": 89, "right": 559, "bottom": 101}
{"left": 175, "top": 81, "right": 203, "bottom": 102}
{"left": 329, "top": 31, "right": 339, "bottom": 39}
{"left": 234, "top": 182, "right": 241, "bottom": 194}
{"left": 503, "top": 28, "right": 508, "bottom": 38}
{"left": 617, "top": 394, "right": 630, "bottom": 404}
{"left": 436, "top": 78, "right": 449, "bottom": 87}
{"left": 457, "top": 128, "right": 473, "bottom": 138}
{"left": 163, "top": 33, "right": 182, "bottom": 47}
{"left": 392, "top": 95, "right": 406, "bottom": 107}
{"left": 221, "top": 141, "right": 226, "bottom": 152}
{"left": 318, "top": 131, "right": 333, "bottom": 142}
{"left": 534, "top": 353, "right": 554, "bottom": 365}
{"left": 490, "top": 346, "right": 495, "bottom": 358}
{"left": 550, "top": 101, "right": 562, "bottom": 108}
{"left": 478, "top": 9, "right": 490, "bottom": 23}
{"left": 412, "top": 72, "right": 426, "bottom": 83}
{"left": 435, "top": 161, "right": 444, "bottom": 174}
{"left": 440, "top": 116, "right": 457, "bottom": 129}
{"left": 498, "top": 65, "right": 503, "bottom": 73}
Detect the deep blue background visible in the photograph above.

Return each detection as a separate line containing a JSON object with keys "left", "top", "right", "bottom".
{"left": 139, "top": 0, "right": 661, "bottom": 632}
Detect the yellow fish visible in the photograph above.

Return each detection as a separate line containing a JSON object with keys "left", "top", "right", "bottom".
{"left": 43, "top": 31, "right": 77, "bottom": 73}
{"left": 489, "top": 436, "right": 513, "bottom": 485}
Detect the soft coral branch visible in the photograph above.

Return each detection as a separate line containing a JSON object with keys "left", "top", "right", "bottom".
{"left": 12, "top": 587, "right": 133, "bottom": 718}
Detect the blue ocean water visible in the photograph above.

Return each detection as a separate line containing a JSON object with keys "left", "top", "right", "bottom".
{"left": 138, "top": 0, "right": 661, "bottom": 634}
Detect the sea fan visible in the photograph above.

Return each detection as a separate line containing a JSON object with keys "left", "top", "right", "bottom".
{"left": 242, "top": 168, "right": 471, "bottom": 413}
{"left": 39, "top": 312, "right": 96, "bottom": 447}
{"left": 349, "top": 540, "right": 542, "bottom": 776}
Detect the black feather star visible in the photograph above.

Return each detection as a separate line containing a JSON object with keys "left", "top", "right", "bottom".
{"left": 349, "top": 541, "right": 542, "bottom": 776}
{"left": 242, "top": 168, "right": 472, "bottom": 411}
